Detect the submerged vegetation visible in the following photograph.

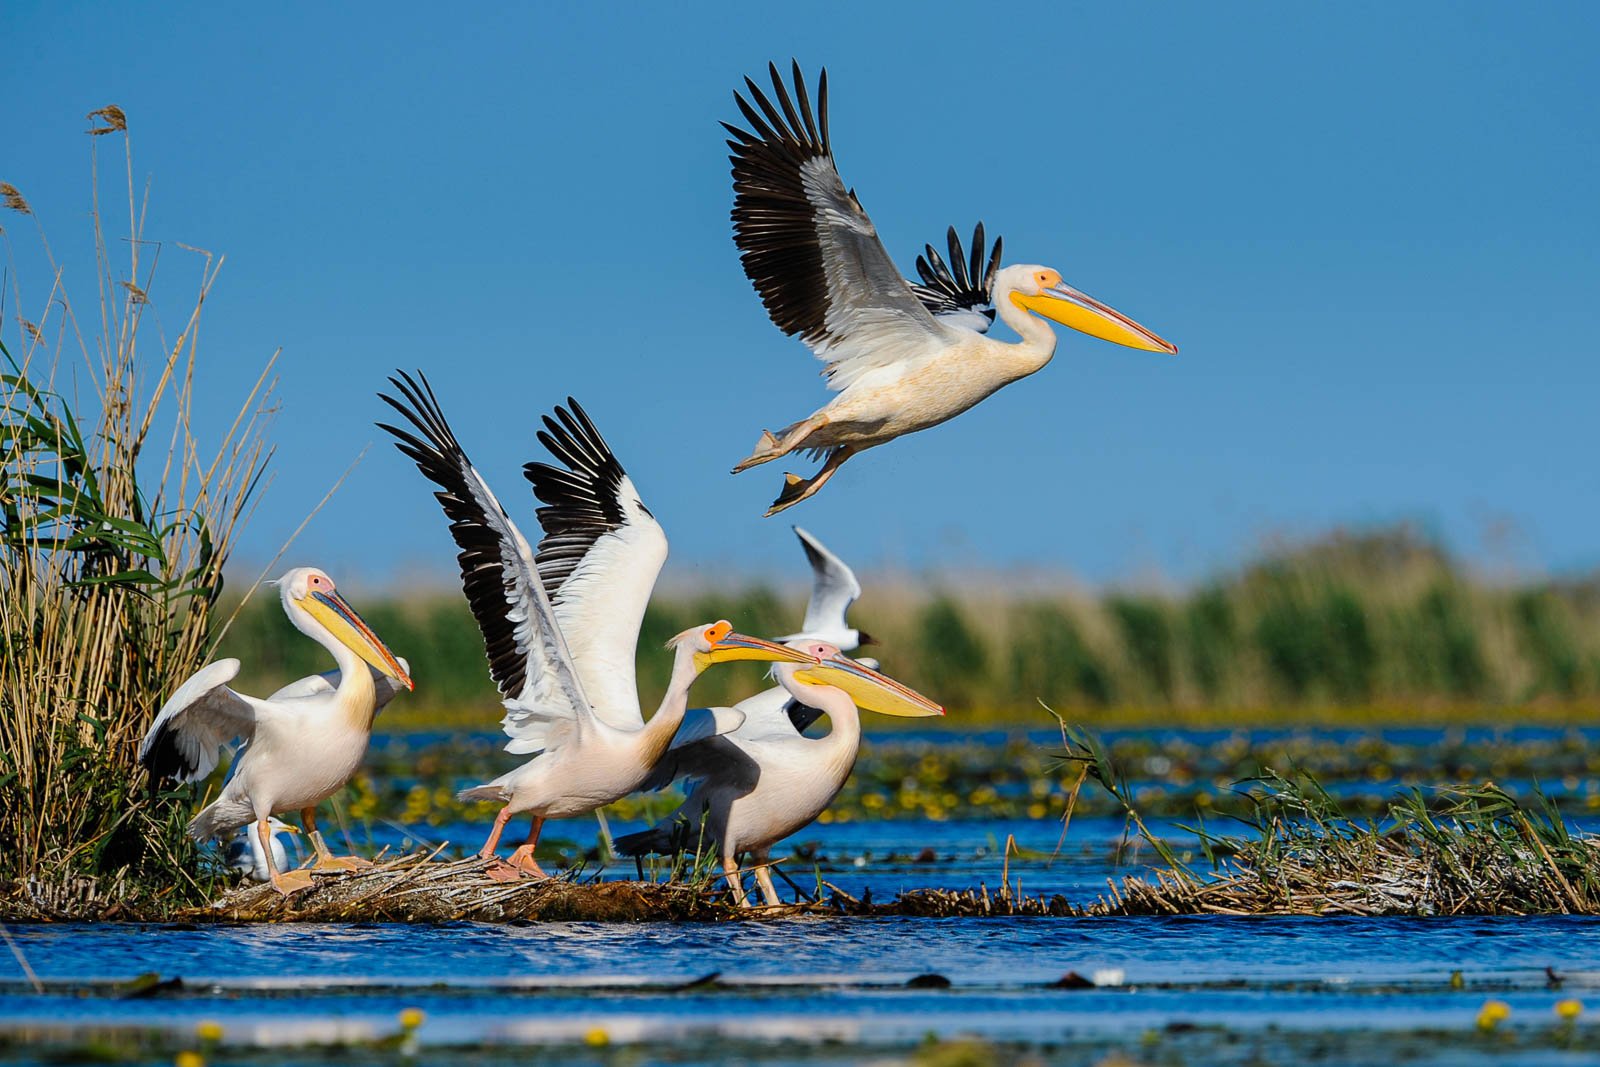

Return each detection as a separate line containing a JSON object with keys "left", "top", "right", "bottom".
{"left": 220, "top": 525, "right": 1600, "bottom": 727}
{"left": 0, "top": 111, "right": 274, "bottom": 909}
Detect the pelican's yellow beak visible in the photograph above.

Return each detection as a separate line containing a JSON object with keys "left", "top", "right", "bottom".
{"left": 692, "top": 621, "right": 819, "bottom": 671}
{"left": 794, "top": 654, "right": 945, "bottom": 718}
{"left": 301, "top": 589, "right": 415, "bottom": 691}
{"left": 1012, "top": 283, "right": 1177, "bottom": 355}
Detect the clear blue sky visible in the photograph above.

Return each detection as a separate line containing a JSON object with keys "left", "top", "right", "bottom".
{"left": 8, "top": 2, "right": 1598, "bottom": 590}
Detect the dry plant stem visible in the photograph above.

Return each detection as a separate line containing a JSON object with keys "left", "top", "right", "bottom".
{"left": 0, "top": 109, "right": 276, "bottom": 908}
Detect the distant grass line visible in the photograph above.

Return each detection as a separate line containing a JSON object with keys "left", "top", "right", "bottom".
{"left": 220, "top": 526, "right": 1600, "bottom": 728}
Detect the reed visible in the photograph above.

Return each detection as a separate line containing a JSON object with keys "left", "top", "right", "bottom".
{"left": 0, "top": 110, "right": 274, "bottom": 907}
{"left": 1056, "top": 723, "right": 1600, "bottom": 916}
{"left": 221, "top": 524, "right": 1600, "bottom": 727}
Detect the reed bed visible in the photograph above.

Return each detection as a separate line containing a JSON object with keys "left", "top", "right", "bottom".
{"left": 1060, "top": 726, "right": 1600, "bottom": 917}
{"left": 0, "top": 111, "right": 275, "bottom": 908}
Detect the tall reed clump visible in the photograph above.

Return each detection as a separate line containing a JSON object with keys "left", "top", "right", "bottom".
{"left": 0, "top": 108, "right": 275, "bottom": 912}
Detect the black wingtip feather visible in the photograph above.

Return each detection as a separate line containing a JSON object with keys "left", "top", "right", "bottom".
{"left": 521, "top": 397, "right": 641, "bottom": 602}
{"left": 910, "top": 221, "right": 1004, "bottom": 327}
{"left": 376, "top": 369, "right": 529, "bottom": 702}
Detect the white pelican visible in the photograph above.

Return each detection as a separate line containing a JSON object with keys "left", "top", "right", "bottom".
{"left": 139, "top": 567, "right": 414, "bottom": 895}
{"left": 780, "top": 525, "right": 873, "bottom": 650}
{"left": 377, "top": 372, "right": 818, "bottom": 879}
{"left": 725, "top": 61, "right": 1179, "bottom": 514}
{"left": 618, "top": 641, "right": 943, "bottom": 906}
{"left": 224, "top": 817, "right": 297, "bottom": 882}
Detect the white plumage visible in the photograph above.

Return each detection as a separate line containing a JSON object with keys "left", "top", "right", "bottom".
{"left": 726, "top": 61, "right": 1178, "bottom": 515}
{"left": 379, "top": 372, "right": 816, "bottom": 880}
{"left": 139, "top": 567, "right": 413, "bottom": 895}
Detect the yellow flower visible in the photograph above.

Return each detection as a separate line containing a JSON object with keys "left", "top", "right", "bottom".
{"left": 1476, "top": 999, "right": 1510, "bottom": 1031}
{"left": 585, "top": 1027, "right": 610, "bottom": 1047}
{"left": 1556, "top": 999, "right": 1583, "bottom": 1021}
{"left": 399, "top": 1007, "right": 426, "bottom": 1030}
{"left": 175, "top": 1053, "right": 205, "bottom": 1067}
{"left": 194, "top": 1020, "right": 224, "bottom": 1043}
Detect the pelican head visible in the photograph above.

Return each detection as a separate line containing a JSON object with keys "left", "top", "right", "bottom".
{"left": 278, "top": 567, "right": 414, "bottom": 690}
{"left": 999, "top": 264, "right": 1177, "bottom": 355}
{"left": 787, "top": 641, "right": 944, "bottom": 717}
{"left": 671, "top": 619, "right": 819, "bottom": 673}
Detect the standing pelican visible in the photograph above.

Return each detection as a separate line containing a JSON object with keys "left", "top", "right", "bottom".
{"left": 139, "top": 567, "right": 413, "bottom": 895}
{"left": 225, "top": 818, "right": 297, "bottom": 883}
{"left": 618, "top": 642, "right": 943, "bottom": 906}
{"left": 377, "top": 372, "right": 817, "bottom": 879}
{"left": 725, "top": 61, "right": 1178, "bottom": 514}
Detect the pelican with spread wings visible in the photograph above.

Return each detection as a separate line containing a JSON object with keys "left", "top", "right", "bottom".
{"left": 378, "top": 372, "right": 816, "bottom": 879}
{"left": 139, "top": 568, "right": 413, "bottom": 895}
{"left": 726, "top": 61, "right": 1178, "bottom": 514}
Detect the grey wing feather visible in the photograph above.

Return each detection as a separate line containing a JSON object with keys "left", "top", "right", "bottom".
{"left": 727, "top": 62, "right": 959, "bottom": 391}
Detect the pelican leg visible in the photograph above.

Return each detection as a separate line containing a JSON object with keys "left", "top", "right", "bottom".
{"left": 732, "top": 414, "right": 828, "bottom": 474}
{"left": 765, "top": 446, "right": 855, "bottom": 517}
{"left": 302, "top": 807, "right": 371, "bottom": 871}
{"left": 505, "top": 816, "right": 548, "bottom": 879}
{"left": 722, "top": 853, "right": 749, "bottom": 907}
{"left": 480, "top": 806, "right": 523, "bottom": 882}
{"left": 751, "top": 851, "right": 782, "bottom": 907}
{"left": 262, "top": 818, "right": 313, "bottom": 896}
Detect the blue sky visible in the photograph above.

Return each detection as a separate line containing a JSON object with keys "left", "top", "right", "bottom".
{"left": 7, "top": 2, "right": 1598, "bottom": 590}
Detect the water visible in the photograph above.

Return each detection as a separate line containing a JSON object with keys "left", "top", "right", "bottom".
{"left": 6, "top": 726, "right": 1599, "bottom": 1063}
{"left": 6, "top": 816, "right": 1596, "bottom": 1065}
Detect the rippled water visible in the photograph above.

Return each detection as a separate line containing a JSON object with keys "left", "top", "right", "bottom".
{"left": 7, "top": 813, "right": 1600, "bottom": 1066}
{"left": 6, "top": 727, "right": 1600, "bottom": 1064}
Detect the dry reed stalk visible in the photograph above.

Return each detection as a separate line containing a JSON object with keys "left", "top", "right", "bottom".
{"left": 0, "top": 109, "right": 275, "bottom": 908}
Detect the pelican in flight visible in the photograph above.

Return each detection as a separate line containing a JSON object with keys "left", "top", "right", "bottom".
{"left": 618, "top": 641, "right": 942, "bottom": 906}
{"left": 139, "top": 567, "right": 413, "bottom": 895}
{"left": 725, "top": 61, "right": 1178, "bottom": 514}
{"left": 780, "top": 526, "right": 873, "bottom": 650}
{"left": 377, "top": 372, "right": 817, "bottom": 879}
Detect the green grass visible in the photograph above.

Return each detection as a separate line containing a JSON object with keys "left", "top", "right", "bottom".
{"left": 218, "top": 525, "right": 1600, "bottom": 730}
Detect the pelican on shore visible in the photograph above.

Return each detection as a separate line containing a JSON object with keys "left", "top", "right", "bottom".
{"left": 139, "top": 567, "right": 413, "bottom": 895}
{"left": 618, "top": 641, "right": 943, "bottom": 906}
{"left": 378, "top": 372, "right": 818, "bottom": 879}
{"left": 725, "top": 61, "right": 1178, "bottom": 514}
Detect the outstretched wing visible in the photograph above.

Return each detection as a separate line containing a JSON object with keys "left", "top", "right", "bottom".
{"left": 523, "top": 399, "right": 668, "bottom": 731}
{"left": 139, "top": 659, "right": 259, "bottom": 783}
{"left": 267, "top": 657, "right": 413, "bottom": 715}
{"left": 726, "top": 61, "right": 961, "bottom": 391}
{"left": 909, "top": 223, "right": 1003, "bottom": 335}
{"left": 378, "top": 371, "right": 592, "bottom": 753}
{"left": 784, "top": 526, "right": 862, "bottom": 644}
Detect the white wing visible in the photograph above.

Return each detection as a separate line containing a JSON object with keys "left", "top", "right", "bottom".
{"left": 785, "top": 526, "right": 861, "bottom": 644}
{"left": 139, "top": 659, "right": 260, "bottom": 783}
{"left": 523, "top": 399, "right": 669, "bottom": 731}
{"left": 379, "top": 372, "right": 592, "bottom": 755}
{"left": 267, "top": 657, "right": 413, "bottom": 714}
{"left": 727, "top": 686, "right": 806, "bottom": 742}
{"left": 727, "top": 62, "right": 963, "bottom": 391}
